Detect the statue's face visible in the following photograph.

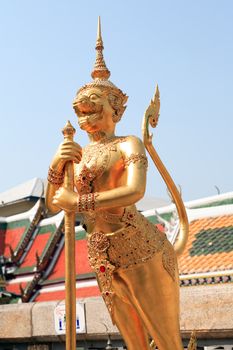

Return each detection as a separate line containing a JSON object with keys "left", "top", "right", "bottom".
{"left": 73, "top": 87, "right": 114, "bottom": 133}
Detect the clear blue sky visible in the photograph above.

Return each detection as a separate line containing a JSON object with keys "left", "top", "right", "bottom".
{"left": 0, "top": 1, "right": 232, "bottom": 201}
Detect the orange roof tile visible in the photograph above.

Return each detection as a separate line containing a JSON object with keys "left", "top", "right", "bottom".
{"left": 178, "top": 214, "right": 233, "bottom": 275}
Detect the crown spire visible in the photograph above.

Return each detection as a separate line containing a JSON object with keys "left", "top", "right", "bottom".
{"left": 97, "top": 16, "right": 102, "bottom": 43}
{"left": 91, "top": 16, "right": 111, "bottom": 80}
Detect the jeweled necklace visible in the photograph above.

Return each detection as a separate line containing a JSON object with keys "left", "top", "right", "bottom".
{"left": 76, "top": 136, "right": 126, "bottom": 195}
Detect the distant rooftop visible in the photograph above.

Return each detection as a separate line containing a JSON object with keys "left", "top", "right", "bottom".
{"left": 0, "top": 178, "right": 45, "bottom": 205}
{"left": 0, "top": 178, "right": 46, "bottom": 217}
{"left": 136, "top": 196, "right": 169, "bottom": 211}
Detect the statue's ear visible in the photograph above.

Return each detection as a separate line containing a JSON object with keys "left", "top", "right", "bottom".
{"left": 112, "top": 105, "right": 127, "bottom": 123}
{"left": 112, "top": 112, "right": 120, "bottom": 123}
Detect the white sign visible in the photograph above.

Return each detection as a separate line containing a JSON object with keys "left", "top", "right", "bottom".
{"left": 54, "top": 302, "right": 86, "bottom": 334}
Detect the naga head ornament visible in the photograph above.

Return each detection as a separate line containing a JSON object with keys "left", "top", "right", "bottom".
{"left": 73, "top": 17, "right": 128, "bottom": 123}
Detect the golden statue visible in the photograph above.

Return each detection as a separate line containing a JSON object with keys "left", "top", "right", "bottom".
{"left": 46, "top": 18, "right": 193, "bottom": 350}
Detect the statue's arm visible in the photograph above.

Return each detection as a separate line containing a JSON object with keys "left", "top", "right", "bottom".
{"left": 45, "top": 140, "right": 82, "bottom": 213}
{"left": 46, "top": 182, "right": 62, "bottom": 214}
{"left": 94, "top": 136, "right": 147, "bottom": 209}
{"left": 52, "top": 136, "right": 147, "bottom": 212}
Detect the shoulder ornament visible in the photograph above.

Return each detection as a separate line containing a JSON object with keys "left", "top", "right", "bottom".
{"left": 124, "top": 153, "right": 148, "bottom": 170}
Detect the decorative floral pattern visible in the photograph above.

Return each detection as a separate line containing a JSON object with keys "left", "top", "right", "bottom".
{"left": 107, "top": 210, "right": 168, "bottom": 271}
{"left": 87, "top": 231, "right": 116, "bottom": 322}
{"left": 89, "top": 231, "right": 110, "bottom": 253}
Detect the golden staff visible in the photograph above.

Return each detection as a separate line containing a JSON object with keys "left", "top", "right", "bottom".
{"left": 142, "top": 85, "right": 189, "bottom": 255}
{"left": 62, "top": 120, "right": 76, "bottom": 350}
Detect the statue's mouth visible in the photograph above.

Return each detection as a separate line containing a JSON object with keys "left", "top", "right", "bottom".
{"left": 73, "top": 97, "right": 104, "bottom": 131}
{"left": 77, "top": 108, "right": 103, "bottom": 131}
{"left": 74, "top": 98, "right": 102, "bottom": 115}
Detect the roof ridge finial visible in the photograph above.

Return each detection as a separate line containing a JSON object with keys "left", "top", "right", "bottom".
{"left": 91, "top": 16, "right": 111, "bottom": 80}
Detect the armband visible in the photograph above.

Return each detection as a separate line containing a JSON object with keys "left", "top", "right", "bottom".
{"left": 124, "top": 153, "right": 148, "bottom": 170}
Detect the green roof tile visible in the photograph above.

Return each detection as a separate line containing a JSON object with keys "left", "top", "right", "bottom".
{"left": 75, "top": 230, "right": 86, "bottom": 240}
{"left": 146, "top": 216, "right": 159, "bottom": 224}
{"left": 192, "top": 198, "right": 233, "bottom": 209}
{"left": 190, "top": 226, "right": 233, "bottom": 256}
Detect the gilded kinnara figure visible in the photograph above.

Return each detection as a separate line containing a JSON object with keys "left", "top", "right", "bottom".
{"left": 46, "top": 18, "right": 195, "bottom": 350}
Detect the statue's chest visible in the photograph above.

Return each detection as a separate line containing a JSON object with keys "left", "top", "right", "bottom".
{"left": 75, "top": 137, "right": 126, "bottom": 195}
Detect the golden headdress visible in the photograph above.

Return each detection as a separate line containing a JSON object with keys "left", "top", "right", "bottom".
{"left": 73, "top": 17, "right": 128, "bottom": 122}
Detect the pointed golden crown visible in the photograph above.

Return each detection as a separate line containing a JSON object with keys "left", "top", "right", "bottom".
{"left": 76, "top": 17, "right": 127, "bottom": 106}
{"left": 91, "top": 17, "right": 110, "bottom": 80}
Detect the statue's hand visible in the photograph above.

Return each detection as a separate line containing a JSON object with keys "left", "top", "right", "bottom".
{"left": 51, "top": 140, "right": 82, "bottom": 172}
{"left": 52, "top": 187, "right": 78, "bottom": 212}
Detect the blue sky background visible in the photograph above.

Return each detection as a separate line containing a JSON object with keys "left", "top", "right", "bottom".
{"left": 0, "top": 1, "right": 232, "bottom": 201}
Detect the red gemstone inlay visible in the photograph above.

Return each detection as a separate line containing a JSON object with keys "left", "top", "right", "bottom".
{"left": 105, "top": 292, "right": 109, "bottom": 296}
{"left": 99, "top": 265, "right": 106, "bottom": 273}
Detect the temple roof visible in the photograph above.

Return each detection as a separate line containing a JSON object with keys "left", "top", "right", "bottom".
{"left": 178, "top": 214, "right": 233, "bottom": 286}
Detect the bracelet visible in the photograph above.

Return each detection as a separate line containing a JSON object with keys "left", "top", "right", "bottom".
{"left": 47, "top": 167, "right": 64, "bottom": 185}
{"left": 77, "top": 193, "right": 98, "bottom": 212}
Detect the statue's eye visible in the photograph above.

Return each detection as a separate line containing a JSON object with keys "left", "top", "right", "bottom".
{"left": 89, "top": 93, "right": 100, "bottom": 101}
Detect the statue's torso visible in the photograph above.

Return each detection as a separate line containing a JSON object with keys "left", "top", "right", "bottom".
{"left": 74, "top": 136, "right": 175, "bottom": 321}
{"left": 74, "top": 136, "right": 131, "bottom": 233}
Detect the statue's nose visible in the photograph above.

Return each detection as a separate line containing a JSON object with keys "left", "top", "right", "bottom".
{"left": 78, "top": 97, "right": 89, "bottom": 104}
{"left": 74, "top": 96, "right": 95, "bottom": 113}
{"left": 75, "top": 97, "right": 90, "bottom": 108}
